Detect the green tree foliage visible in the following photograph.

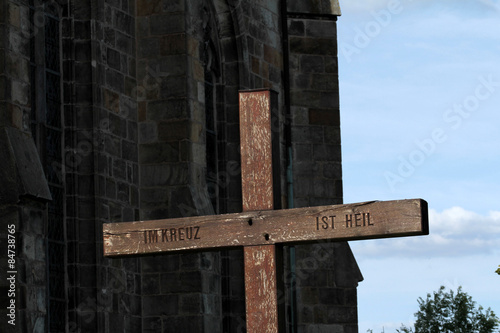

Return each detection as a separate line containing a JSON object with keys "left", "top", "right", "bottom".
{"left": 398, "top": 286, "right": 499, "bottom": 333}
{"left": 496, "top": 265, "right": 500, "bottom": 275}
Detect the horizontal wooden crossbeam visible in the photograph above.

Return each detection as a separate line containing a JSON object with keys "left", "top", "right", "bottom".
{"left": 103, "top": 199, "right": 428, "bottom": 257}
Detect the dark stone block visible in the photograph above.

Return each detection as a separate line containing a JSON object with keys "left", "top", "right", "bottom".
{"left": 7, "top": 29, "right": 29, "bottom": 57}
{"left": 140, "top": 163, "right": 189, "bottom": 186}
{"left": 137, "top": 37, "right": 160, "bottom": 58}
{"left": 294, "top": 177, "right": 312, "bottom": 197}
{"left": 292, "top": 126, "right": 323, "bottom": 143}
{"left": 298, "top": 304, "right": 314, "bottom": 323}
{"left": 313, "top": 144, "right": 341, "bottom": 162}
{"left": 314, "top": 305, "right": 328, "bottom": 324}
{"left": 220, "top": 38, "right": 237, "bottom": 63}
{"left": 143, "top": 316, "right": 162, "bottom": 332}
{"left": 324, "top": 126, "right": 341, "bottom": 144}
{"left": 148, "top": 98, "right": 188, "bottom": 120}
{"left": 318, "top": 288, "right": 343, "bottom": 305}
{"left": 127, "top": 120, "right": 138, "bottom": 141}
{"left": 344, "top": 288, "right": 357, "bottom": 306}
{"left": 122, "top": 205, "right": 136, "bottom": 222}
{"left": 165, "top": 316, "right": 204, "bottom": 332}
{"left": 180, "top": 294, "right": 202, "bottom": 314}
{"left": 139, "top": 142, "right": 179, "bottom": 164}
{"left": 171, "top": 271, "right": 203, "bottom": 293}
{"left": 77, "top": 174, "right": 94, "bottom": 196}
{"left": 113, "top": 159, "right": 127, "bottom": 180}
{"left": 78, "top": 243, "right": 96, "bottom": 264}
{"left": 150, "top": 13, "right": 184, "bottom": 35}
{"left": 168, "top": 186, "right": 197, "bottom": 217}
{"left": 293, "top": 161, "right": 318, "bottom": 178}
{"left": 306, "top": 20, "right": 337, "bottom": 38}
{"left": 74, "top": 20, "right": 91, "bottom": 40}
{"left": 106, "top": 68, "right": 125, "bottom": 93}
{"left": 325, "top": 56, "right": 339, "bottom": 74}
{"left": 290, "top": 90, "right": 321, "bottom": 108}
{"left": 109, "top": 201, "right": 124, "bottom": 221}
{"left": 74, "top": 62, "right": 92, "bottom": 84}
{"left": 293, "top": 143, "right": 312, "bottom": 161}
{"left": 123, "top": 294, "right": 141, "bottom": 315}
{"left": 106, "top": 0, "right": 121, "bottom": 9}
{"left": 327, "top": 306, "right": 357, "bottom": 324}
{"left": 159, "top": 75, "right": 187, "bottom": 98}
{"left": 137, "top": 0, "right": 162, "bottom": 16}
{"left": 75, "top": 42, "right": 92, "bottom": 62}
{"left": 160, "top": 34, "right": 187, "bottom": 55}
{"left": 311, "top": 74, "right": 339, "bottom": 91}
{"left": 323, "top": 162, "right": 341, "bottom": 179}
{"left": 293, "top": 73, "right": 312, "bottom": 90}
{"left": 309, "top": 109, "right": 339, "bottom": 126}
{"left": 289, "top": 37, "right": 337, "bottom": 56}
{"left": 117, "top": 181, "right": 130, "bottom": 202}
{"left": 300, "top": 55, "right": 324, "bottom": 73}
{"left": 108, "top": 112, "right": 127, "bottom": 137}
{"left": 345, "top": 325, "right": 360, "bottom": 333}
{"left": 73, "top": 0, "right": 91, "bottom": 20}
{"left": 299, "top": 287, "right": 318, "bottom": 304}
{"left": 79, "top": 265, "right": 97, "bottom": 288}
{"left": 320, "top": 91, "right": 339, "bottom": 109}
{"left": 287, "top": 0, "right": 341, "bottom": 15}
{"left": 126, "top": 74, "right": 138, "bottom": 98}
{"left": 136, "top": 16, "right": 150, "bottom": 38}
{"left": 103, "top": 26, "right": 116, "bottom": 46}
{"left": 114, "top": 10, "right": 134, "bottom": 36}
{"left": 138, "top": 122, "right": 158, "bottom": 143}
{"left": 180, "top": 253, "right": 201, "bottom": 270}
{"left": 269, "top": 65, "right": 281, "bottom": 84}
{"left": 0, "top": 75, "right": 6, "bottom": 101}
{"left": 5, "top": 51, "right": 29, "bottom": 82}
{"left": 164, "top": 271, "right": 203, "bottom": 293}
{"left": 288, "top": 20, "right": 305, "bottom": 36}
{"left": 122, "top": 139, "right": 138, "bottom": 161}
{"left": 107, "top": 47, "right": 121, "bottom": 71}
{"left": 140, "top": 188, "right": 169, "bottom": 209}
{"left": 142, "top": 294, "right": 178, "bottom": 316}
{"left": 106, "top": 178, "right": 117, "bottom": 199}
{"left": 142, "top": 254, "right": 179, "bottom": 273}
{"left": 142, "top": 273, "right": 160, "bottom": 295}
{"left": 116, "top": 31, "right": 134, "bottom": 54}
{"left": 157, "top": 120, "right": 190, "bottom": 141}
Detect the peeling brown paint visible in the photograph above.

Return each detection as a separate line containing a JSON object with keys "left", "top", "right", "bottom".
{"left": 240, "top": 90, "right": 282, "bottom": 333}
{"left": 102, "top": 199, "right": 428, "bottom": 256}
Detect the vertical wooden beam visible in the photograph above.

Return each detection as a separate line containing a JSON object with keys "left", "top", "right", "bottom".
{"left": 239, "top": 90, "right": 284, "bottom": 332}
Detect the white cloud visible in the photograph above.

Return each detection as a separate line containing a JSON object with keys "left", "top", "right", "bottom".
{"left": 350, "top": 207, "right": 500, "bottom": 259}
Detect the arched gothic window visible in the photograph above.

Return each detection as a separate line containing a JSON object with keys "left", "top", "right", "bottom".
{"left": 29, "top": 1, "right": 66, "bottom": 331}
{"left": 202, "top": 6, "right": 222, "bottom": 214}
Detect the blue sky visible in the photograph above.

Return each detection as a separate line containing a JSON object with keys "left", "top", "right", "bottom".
{"left": 337, "top": 0, "right": 500, "bottom": 331}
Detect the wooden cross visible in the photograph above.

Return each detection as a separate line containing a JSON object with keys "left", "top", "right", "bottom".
{"left": 103, "top": 90, "right": 429, "bottom": 332}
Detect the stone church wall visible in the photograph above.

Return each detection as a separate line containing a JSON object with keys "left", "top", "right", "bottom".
{"left": 0, "top": 0, "right": 362, "bottom": 332}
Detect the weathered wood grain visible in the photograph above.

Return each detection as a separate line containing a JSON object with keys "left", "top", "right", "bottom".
{"left": 240, "top": 89, "right": 283, "bottom": 333}
{"left": 103, "top": 199, "right": 428, "bottom": 256}
{"left": 239, "top": 89, "right": 275, "bottom": 211}
{"left": 244, "top": 245, "right": 281, "bottom": 333}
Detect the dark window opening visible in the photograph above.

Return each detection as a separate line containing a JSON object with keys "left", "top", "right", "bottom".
{"left": 205, "top": 68, "right": 218, "bottom": 213}
{"left": 30, "top": 2, "right": 66, "bottom": 331}
{"left": 203, "top": 14, "right": 221, "bottom": 214}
